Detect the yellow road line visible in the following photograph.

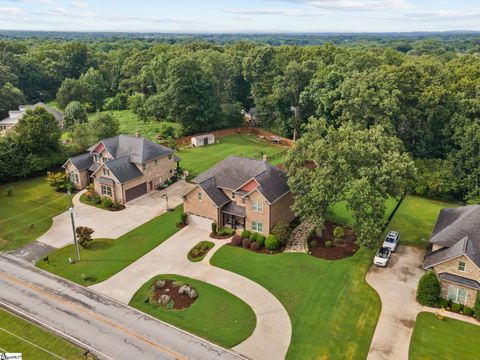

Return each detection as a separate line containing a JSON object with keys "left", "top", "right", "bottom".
{"left": 0, "top": 271, "right": 187, "bottom": 360}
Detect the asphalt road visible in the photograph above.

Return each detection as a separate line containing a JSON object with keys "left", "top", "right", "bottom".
{"left": 0, "top": 254, "right": 245, "bottom": 360}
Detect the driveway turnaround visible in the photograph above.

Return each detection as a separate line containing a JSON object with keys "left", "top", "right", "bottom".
{"left": 37, "top": 180, "right": 194, "bottom": 249}
{"left": 90, "top": 226, "right": 292, "bottom": 360}
{"left": 0, "top": 254, "right": 244, "bottom": 360}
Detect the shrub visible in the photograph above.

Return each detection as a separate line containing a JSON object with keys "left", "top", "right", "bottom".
{"left": 111, "top": 201, "right": 123, "bottom": 211}
{"left": 256, "top": 234, "right": 266, "bottom": 247}
{"left": 438, "top": 298, "right": 449, "bottom": 309}
{"left": 271, "top": 222, "right": 291, "bottom": 245}
{"left": 231, "top": 235, "right": 243, "bottom": 246}
{"left": 249, "top": 232, "right": 258, "bottom": 242}
{"left": 46, "top": 171, "right": 69, "bottom": 191}
{"left": 265, "top": 234, "right": 280, "bottom": 251}
{"left": 310, "top": 240, "right": 317, "bottom": 247}
{"left": 334, "top": 238, "right": 344, "bottom": 245}
{"left": 200, "top": 243, "right": 210, "bottom": 251}
{"left": 172, "top": 281, "right": 184, "bottom": 288}
{"left": 102, "top": 197, "right": 113, "bottom": 208}
{"left": 76, "top": 226, "right": 94, "bottom": 248}
{"left": 474, "top": 292, "right": 480, "bottom": 316}
{"left": 250, "top": 242, "right": 260, "bottom": 251}
{"left": 218, "top": 227, "right": 235, "bottom": 236}
{"left": 451, "top": 303, "right": 463, "bottom": 312}
{"left": 180, "top": 212, "right": 188, "bottom": 225}
{"left": 416, "top": 271, "right": 441, "bottom": 306}
{"left": 242, "top": 238, "right": 252, "bottom": 248}
{"left": 211, "top": 221, "right": 217, "bottom": 235}
{"left": 4, "top": 186, "right": 13, "bottom": 197}
{"left": 154, "top": 279, "right": 166, "bottom": 289}
{"left": 333, "top": 226, "right": 345, "bottom": 239}
{"left": 325, "top": 240, "right": 333, "bottom": 248}
{"left": 241, "top": 230, "right": 251, "bottom": 239}
{"left": 91, "top": 193, "right": 101, "bottom": 204}
{"left": 86, "top": 183, "right": 95, "bottom": 193}
{"left": 463, "top": 305, "right": 474, "bottom": 316}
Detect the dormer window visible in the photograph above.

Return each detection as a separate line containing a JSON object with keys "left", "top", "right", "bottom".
{"left": 232, "top": 192, "right": 236, "bottom": 200}
{"left": 103, "top": 168, "right": 110, "bottom": 176}
{"left": 458, "top": 261, "right": 466, "bottom": 272}
{"left": 94, "top": 154, "right": 99, "bottom": 163}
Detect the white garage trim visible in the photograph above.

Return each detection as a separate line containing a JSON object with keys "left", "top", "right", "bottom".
{"left": 187, "top": 214, "right": 213, "bottom": 230}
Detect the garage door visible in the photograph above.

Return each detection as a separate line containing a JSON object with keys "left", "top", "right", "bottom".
{"left": 125, "top": 183, "right": 147, "bottom": 202}
{"left": 188, "top": 214, "right": 213, "bottom": 230}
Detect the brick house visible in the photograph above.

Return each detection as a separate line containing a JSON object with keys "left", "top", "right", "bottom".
{"left": 0, "top": 102, "right": 64, "bottom": 135}
{"left": 424, "top": 205, "right": 480, "bottom": 308}
{"left": 183, "top": 156, "right": 295, "bottom": 235}
{"left": 63, "top": 135, "right": 179, "bottom": 204}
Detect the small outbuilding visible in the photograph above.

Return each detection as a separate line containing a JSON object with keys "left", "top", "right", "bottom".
{"left": 191, "top": 133, "right": 215, "bottom": 147}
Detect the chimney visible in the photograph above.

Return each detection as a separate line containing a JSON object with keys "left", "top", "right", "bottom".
{"left": 263, "top": 154, "right": 269, "bottom": 162}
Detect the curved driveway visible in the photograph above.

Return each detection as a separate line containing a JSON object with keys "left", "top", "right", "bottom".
{"left": 90, "top": 226, "right": 292, "bottom": 360}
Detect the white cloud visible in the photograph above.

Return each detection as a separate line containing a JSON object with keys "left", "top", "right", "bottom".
{"left": 70, "top": 1, "right": 89, "bottom": 9}
{"left": 226, "top": 8, "right": 330, "bottom": 16}
{"left": 0, "top": 7, "right": 24, "bottom": 15}
{"left": 7, "top": 0, "right": 54, "bottom": 4}
{"left": 368, "top": 10, "right": 480, "bottom": 21}
{"left": 277, "top": 0, "right": 413, "bottom": 11}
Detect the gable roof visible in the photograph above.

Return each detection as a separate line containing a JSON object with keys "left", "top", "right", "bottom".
{"left": 91, "top": 135, "right": 173, "bottom": 164}
{"left": 438, "top": 273, "right": 480, "bottom": 290}
{"left": 198, "top": 177, "right": 230, "bottom": 208}
{"left": 192, "top": 133, "right": 214, "bottom": 140}
{"left": 0, "top": 102, "right": 63, "bottom": 127}
{"left": 192, "top": 156, "right": 290, "bottom": 204}
{"left": 64, "top": 153, "right": 93, "bottom": 170}
{"left": 103, "top": 156, "right": 144, "bottom": 184}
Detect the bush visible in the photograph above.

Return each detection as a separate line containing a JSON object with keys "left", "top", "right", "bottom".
{"left": 241, "top": 230, "right": 251, "bottom": 239}
{"left": 333, "top": 226, "right": 345, "bottom": 239}
{"left": 463, "top": 305, "right": 474, "bottom": 316}
{"left": 249, "top": 232, "right": 258, "bottom": 242}
{"left": 242, "top": 238, "right": 252, "bottom": 248}
{"left": 231, "top": 235, "right": 243, "bottom": 246}
{"left": 451, "top": 303, "right": 463, "bottom": 312}
{"left": 102, "top": 197, "right": 113, "bottom": 208}
{"left": 250, "top": 242, "right": 260, "bottom": 251}
{"left": 76, "top": 226, "right": 94, "bottom": 248}
{"left": 438, "top": 298, "right": 449, "bottom": 309}
{"left": 127, "top": 92, "right": 145, "bottom": 114}
{"left": 325, "top": 240, "right": 333, "bottom": 248}
{"left": 310, "top": 240, "right": 317, "bottom": 247}
{"left": 416, "top": 271, "right": 441, "bottom": 306}
{"left": 265, "top": 234, "right": 280, "bottom": 251}
{"left": 91, "top": 193, "right": 101, "bottom": 204}
{"left": 4, "top": 186, "right": 13, "bottom": 197}
{"left": 104, "top": 93, "right": 127, "bottom": 111}
{"left": 474, "top": 292, "right": 480, "bottom": 316}
{"left": 256, "top": 234, "right": 266, "bottom": 247}
{"left": 211, "top": 221, "right": 217, "bottom": 235}
{"left": 46, "top": 171, "right": 69, "bottom": 191}
{"left": 334, "top": 238, "right": 344, "bottom": 245}
{"left": 180, "top": 212, "right": 188, "bottom": 225}
{"left": 271, "top": 222, "right": 291, "bottom": 245}
{"left": 111, "top": 201, "right": 123, "bottom": 211}
{"left": 218, "top": 227, "right": 235, "bottom": 236}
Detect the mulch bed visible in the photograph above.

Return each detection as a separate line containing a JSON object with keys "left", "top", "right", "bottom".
{"left": 308, "top": 221, "right": 358, "bottom": 260}
{"left": 176, "top": 223, "right": 187, "bottom": 229}
{"left": 227, "top": 243, "right": 284, "bottom": 255}
{"left": 210, "top": 233, "right": 232, "bottom": 239}
{"left": 151, "top": 280, "right": 196, "bottom": 310}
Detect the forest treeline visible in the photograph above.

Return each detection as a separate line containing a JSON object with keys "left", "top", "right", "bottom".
{"left": 0, "top": 36, "right": 479, "bottom": 202}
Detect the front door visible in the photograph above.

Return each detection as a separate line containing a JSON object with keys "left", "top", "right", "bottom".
{"left": 203, "top": 137, "right": 209, "bottom": 146}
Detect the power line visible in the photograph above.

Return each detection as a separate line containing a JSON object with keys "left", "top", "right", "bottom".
{"left": 0, "top": 194, "right": 68, "bottom": 224}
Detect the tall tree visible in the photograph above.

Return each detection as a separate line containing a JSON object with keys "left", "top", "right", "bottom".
{"left": 63, "top": 101, "right": 88, "bottom": 130}
{"left": 0, "top": 83, "right": 25, "bottom": 119}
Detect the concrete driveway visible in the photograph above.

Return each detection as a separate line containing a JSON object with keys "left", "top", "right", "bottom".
{"left": 90, "top": 226, "right": 292, "bottom": 360}
{"left": 366, "top": 246, "right": 425, "bottom": 360}
{"left": 37, "top": 180, "right": 194, "bottom": 249}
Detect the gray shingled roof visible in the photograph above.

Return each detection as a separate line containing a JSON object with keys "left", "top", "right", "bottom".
{"left": 438, "top": 273, "right": 480, "bottom": 290}
{"left": 198, "top": 177, "right": 230, "bottom": 208}
{"left": 193, "top": 156, "right": 290, "bottom": 204}
{"left": 0, "top": 102, "right": 63, "bottom": 126}
{"left": 222, "top": 202, "right": 246, "bottom": 217}
{"left": 104, "top": 156, "right": 143, "bottom": 184}
{"left": 425, "top": 205, "right": 480, "bottom": 269}
{"left": 97, "top": 135, "right": 173, "bottom": 164}
{"left": 67, "top": 153, "right": 93, "bottom": 170}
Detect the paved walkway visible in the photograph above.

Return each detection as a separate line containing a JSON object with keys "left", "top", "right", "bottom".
{"left": 0, "top": 254, "right": 243, "bottom": 360}
{"left": 284, "top": 222, "right": 314, "bottom": 253}
{"left": 37, "top": 181, "right": 194, "bottom": 249}
{"left": 90, "top": 226, "right": 292, "bottom": 360}
{"left": 366, "top": 245, "right": 480, "bottom": 360}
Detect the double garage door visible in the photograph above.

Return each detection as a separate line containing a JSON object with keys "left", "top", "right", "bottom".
{"left": 187, "top": 214, "right": 213, "bottom": 230}
{"left": 125, "top": 183, "right": 147, "bottom": 202}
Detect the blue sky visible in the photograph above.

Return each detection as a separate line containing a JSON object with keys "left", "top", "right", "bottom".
{"left": 0, "top": 0, "right": 479, "bottom": 33}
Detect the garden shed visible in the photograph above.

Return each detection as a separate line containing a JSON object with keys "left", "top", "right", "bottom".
{"left": 191, "top": 133, "right": 215, "bottom": 147}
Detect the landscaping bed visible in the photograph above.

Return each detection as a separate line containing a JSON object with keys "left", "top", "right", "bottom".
{"left": 149, "top": 279, "right": 198, "bottom": 310}
{"left": 80, "top": 191, "right": 125, "bottom": 211}
{"left": 188, "top": 241, "right": 214, "bottom": 262}
{"left": 210, "top": 226, "right": 235, "bottom": 239}
{"left": 308, "top": 222, "right": 358, "bottom": 260}
{"left": 130, "top": 274, "right": 256, "bottom": 348}
{"left": 229, "top": 229, "right": 285, "bottom": 254}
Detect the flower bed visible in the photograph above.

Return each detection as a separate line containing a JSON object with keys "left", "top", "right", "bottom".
{"left": 80, "top": 192, "right": 125, "bottom": 211}
{"left": 308, "top": 222, "right": 358, "bottom": 260}
{"left": 148, "top": 279, "right": 198, "bottom": 310}
{"left": 229, "top": 231, "right": 284, "bottom": 254}
{"left": 210, "top": 226, "right": 235, "bottom": 239}
{"left": 187, "top": 241, "right": 214, "bottom": 262}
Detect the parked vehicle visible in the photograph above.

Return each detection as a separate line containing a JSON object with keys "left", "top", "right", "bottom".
{"left": 373, "top": 247, "right": 391, "bottom": 267}
{"left": 382, "top": 231, "right": 400, "bottom": 252}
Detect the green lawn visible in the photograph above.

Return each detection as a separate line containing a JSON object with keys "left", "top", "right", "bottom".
{"left": 210, "top": 246, "right": 380, "bottom": 360}
{"left": 0, "top": 177, "right": 70, "bottom": 251}
{"left": 129, "top": 274, "right": 256, "bottom": 348}
{"left": 326, "top": 196, "right": 400, "bottom": 227}
{"left": 37, "top": 206, "right": 182, "bottom": 286}
{"left": 410, "top": 312, "right": 480, "bottom": 360}
{"left": 385, "top": 195, "right": 458, "bottom": 247}
{"left": 177, "top": 134, "right": 287, "bottom": 176}
{"left": 0, "top": 308, "right": 84, "bottom": 359}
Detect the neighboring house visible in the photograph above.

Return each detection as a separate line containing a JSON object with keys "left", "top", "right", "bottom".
{"left": 424, "top": 205, "right": 480, "bottom": 308}
{"left": 64, "top": 134, "right": 179, "bottom": 204}
{"left": 191, "top": 133, "right": 215, "bottom": 147}
{"left": 183, "top": 156, "right": 295, "bottom": 235}
{"left": 0, "top": 102, "right": 64, "bottom": 134}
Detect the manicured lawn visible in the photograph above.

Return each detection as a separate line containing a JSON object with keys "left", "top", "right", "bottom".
{"left": 0, "top": 308, "right": 84, "bottom": 359}
{"left": 177, "top": 134, "right": 287, "bottom": 176}
{"left": 410, "top": 312, "right": 480, "bottom": 360}
{"left": 88, "top": 110, "right": 173, "bottom": 140}
{"left": 385, "top": 195, "right": 458, "bottom": 247}
{"left": 37, "top": 206, "right": 183, "bottom": 286}
{"left": 210, "top": 246, "right": 381, "bottom": 359}
{"left": 326, "top": 196, "right": 400, "bottom": 226}
{"left": 129, "top": 274, "right": 256, "bottom": 348}
{"left": 0, "top": 177, "right": 70, "bottom": 251}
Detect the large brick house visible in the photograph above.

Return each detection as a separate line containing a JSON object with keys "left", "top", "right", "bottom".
{"left": 183, "top": 156, "right": 295, "bottom": 235}
{"left": 424, "top": 205, "right": 480, "bottom": 308}
{"left": 0, "top": 102, "right": 64, "bottom": 135}
{"left": 64, "top": 135, "right": 179, "bottom": 204}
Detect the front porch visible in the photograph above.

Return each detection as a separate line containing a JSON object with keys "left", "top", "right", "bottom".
{"left": 221, "top": 202, "right": 246, "bottom": 230}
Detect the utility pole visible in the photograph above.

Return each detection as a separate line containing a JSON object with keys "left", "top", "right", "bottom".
{"left": 68, "top": 191, "right": 81, "bottom": 262}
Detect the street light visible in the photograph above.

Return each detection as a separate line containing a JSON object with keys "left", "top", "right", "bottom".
{"left": 68, "top": 191, "right": 81, "bottom": 262}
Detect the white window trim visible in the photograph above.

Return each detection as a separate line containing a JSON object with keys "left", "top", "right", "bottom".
{"left": 70, "top": 172, "right": 79, "bottom": 184}
{"left": 447, "top": 285, "right": 468, "bottom": 305}
{"left": 101, "top": 185, "right": 112, "bottom": 197}
{"left": 252, "top": 201, "right": 263, "bottom": 213}
{"left": 252, "top": 221, "right": 263, "bottom": 233}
